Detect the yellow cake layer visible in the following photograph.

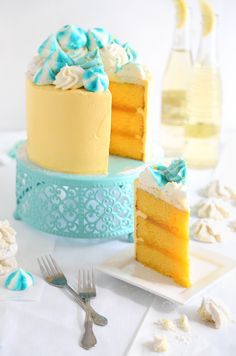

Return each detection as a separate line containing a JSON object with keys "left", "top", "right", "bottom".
{"left": 109, "top": 81, "right": 145, "bottom": 110}
{"left": 26, "top": 80, "right": 111, "bottom": 174}
{"left": 136, "top": 215, "right": 188, "bottom": 262}
{"left": 111, "top": 108, "right": 144, "bottom": 137}
{"left": 109, "top": 133, "right": 143, "bottom": 160}
{"left": 136, "top": 188, "right": 189, "bottom": 237}
{"left": 135, "top": 241, "right": 191, "bottom": 288}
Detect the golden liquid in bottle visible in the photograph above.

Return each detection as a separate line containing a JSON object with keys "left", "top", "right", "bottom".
{"left": 161, "top": 49, "right": 192, "bottom": 157}
{"left": 184, "top": 65, "right": 221, "bottom": 168}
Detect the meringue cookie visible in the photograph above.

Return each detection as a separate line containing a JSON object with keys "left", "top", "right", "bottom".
{"left": 0, "top": 220, "right": 17, "bottom": 260}
{"left": 196, "top": 198, "right": 230, "bottom": 220}
{"left": 153, "top": 335, "right": 168, "bottom": 353}
{"left": 0, "top": 257, "right": 17, "bottom": 276}
{"left": 5, "top": 268, "right": 34, "bottom": 291}
{"left": 192, "top": 218, "right": 223, "bottom": 243}
{"left": 204, "top": 180, "right": 236, "bottom": 200}
{"left": 198, "top": 298, "right": 230, "bottom": 329}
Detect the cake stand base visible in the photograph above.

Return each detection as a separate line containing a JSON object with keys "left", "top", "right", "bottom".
{"left": 15, "top": 144, "right": 146, "bottom": 240}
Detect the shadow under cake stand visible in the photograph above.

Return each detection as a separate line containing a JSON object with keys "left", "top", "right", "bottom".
{"left": 14, "top": 144, "right": 146, "bottom": 241}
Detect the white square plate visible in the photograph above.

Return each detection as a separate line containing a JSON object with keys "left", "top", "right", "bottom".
{"left": 96, "top": 245, "right": 236, "bottom": 305}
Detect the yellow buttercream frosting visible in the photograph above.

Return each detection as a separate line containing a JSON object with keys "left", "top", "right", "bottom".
{"left": 26, "top": 80, "right": 111, "bottom": 174}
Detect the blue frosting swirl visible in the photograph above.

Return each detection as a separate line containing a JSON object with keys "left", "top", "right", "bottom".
{"left": 5, "top": 268, "right": 34, "bottom": 291}
{"left": 87, "top": 28, "right": 112, "bottom": 50}
{"left": 74, "top": 49, "right": 103, "bottom": 69}
{"left": 149, "top": 159, "right": 187, "bottom": 188}
{"left": 57, "top": 25, "right": 87, "bottom": 51}
{"left": 83, "top": 67, "right": 109, "bottom": 92}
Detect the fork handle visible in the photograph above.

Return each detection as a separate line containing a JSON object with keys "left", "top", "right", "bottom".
{"left": 65, "top": 284, "right": 108, "bottom": 326}
{"left": 81, "top": 301, "right": 97, "bottom": 350}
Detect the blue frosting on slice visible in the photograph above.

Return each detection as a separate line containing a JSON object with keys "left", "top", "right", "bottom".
{"left": 57, "top": 25, "right": 87, "bottom": 51}
{"left": 86, "top": 28, "right": 112, "bottom": 50}
{"left": 149, "top": 159, "right": 187, "bottom": 188}
{"left": 123, "top": 42, "right": 138, "bottom": 62}
{"left": 38, "top": 34, "right": 60, "bottom": 58}
{"left": 83, "top": 67, "right": 109, "bottom": 92}
{"left": 74, "top": 49, "right": 103, "bottom": 70}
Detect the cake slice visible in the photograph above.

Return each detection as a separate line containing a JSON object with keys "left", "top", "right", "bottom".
{"left": 135, "top": 159, "right": 191, "bottom": 287}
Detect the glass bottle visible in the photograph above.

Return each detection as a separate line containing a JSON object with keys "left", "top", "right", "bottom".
{"left": 161, "top": 5, "right": 193, "bottom": 158}
{"left": 184, "top": 16, "right": 222, "bottom": 168}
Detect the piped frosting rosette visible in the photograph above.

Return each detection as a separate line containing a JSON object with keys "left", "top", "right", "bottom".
{"left": 27, "top": 24, "right": 149, "bottom": 92}
{"left": 0, "top": 220, "right": 18, "bottom": 276}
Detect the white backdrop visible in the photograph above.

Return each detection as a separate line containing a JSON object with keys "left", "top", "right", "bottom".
{"left": 0, "top": 0, "right": 235, "bottom": 131}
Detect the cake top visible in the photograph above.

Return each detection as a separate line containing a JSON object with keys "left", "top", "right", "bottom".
{"left": 137, "top": 159, "right": 189, "bottom": 212}
{"left": 27, "top": 25, "right": 150, "bottom": 92}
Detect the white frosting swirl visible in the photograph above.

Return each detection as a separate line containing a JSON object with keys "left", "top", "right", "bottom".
{"left": 198, "top": 298, "right": 231, "bottom": 329}
{"left": 100, "top": 43, "right": 128, "bottom": 74}
{"left": 137, "top": 167, "right": 189, "bottom": 212}
{"left": 192, "top": 218, "right": 223, "bottom": 243}
{"left": 53, "top": 65, "right": 84, "bottom": 89}
{"left": 109, "top": 62, "right": 150, "bottom": 84}
{"left": 196, "top": 198, "right": 230, "bottom": 220}
{"left": 0, "top": 220, "right": 17, "bottom": 260}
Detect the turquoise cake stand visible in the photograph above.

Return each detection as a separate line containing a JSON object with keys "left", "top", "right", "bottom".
{"left": 14, "top": 144, "right": 146, "bottom": 241}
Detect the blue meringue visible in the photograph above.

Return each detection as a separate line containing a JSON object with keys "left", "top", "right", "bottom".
{"left": 83, "top": 67, "right": 109, "bottom": 92}
{"left": 86, "top": 28, "right": 111, "bottom": 50}
{"left": 57, "top": 25, "right": 87, "bottom": 51}
{"left": 5, "top": 268, "right": 34, "bottom": 291}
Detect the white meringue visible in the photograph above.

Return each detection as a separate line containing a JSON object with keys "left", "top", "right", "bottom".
{"left": 192, "top": 218, "right": 223, "bottom": 243}
{"left": 204, "top": 180, "right": 236, "bottom": 200}
{"left": 198, "top": 298, "right": 231, "bottom": 329}
{"left": 0, "top": 220, "right": 17, "bottom": 260}
{"left": 196, "top": 198, "right": 230, "bottom": 220}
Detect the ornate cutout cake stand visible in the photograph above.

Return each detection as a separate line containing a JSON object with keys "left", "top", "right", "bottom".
{"left": 15, "top": 144, "right": 146, "bottom": 241}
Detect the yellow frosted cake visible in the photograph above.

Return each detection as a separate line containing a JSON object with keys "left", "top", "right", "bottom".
{"left": 135, "top": 159, "right": 191, "bottom": 288}
{"left": 26, "top": 25, "right": 153, "bottom": 174}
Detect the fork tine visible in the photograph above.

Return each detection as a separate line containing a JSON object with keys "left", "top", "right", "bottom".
{"left": 45, "top": 255, "right": 57, "bottom": 275}
{"left": 83, "top": 269, "right": 86, "bottom": 288}
{"left": 49, "top": 254, "right": 63, "bottom": 274}
{"left": 87, "top": 270, "right": 91, "bottom": 287}
{"left": 37, "top": 257, "right": 47, "bottom": 277}
{"left": 78, "top": 269, "right": 82, "bottom": 289}
{"left": 41, "top": 256, "right": 54, "bottom": 276}
{"left": 92, "top": 269, "right": 95, "bottom": 289}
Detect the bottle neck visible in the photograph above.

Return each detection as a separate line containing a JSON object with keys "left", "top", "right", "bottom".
{"left": 172, "top": 26, "right": 191, "bottom": 52}
{"left": 196, "top": 26, "right": 219, "bottom": 68}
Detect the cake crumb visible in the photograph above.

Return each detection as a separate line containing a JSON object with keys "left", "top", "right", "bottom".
{"left": 178, "top": 314, "right": 191, "bottom": 332}
{"left": 156, "top": 319, "right": 176, "bottom": 331}
{"left": 153, "top": 335, "right": 168, "bottom": 353}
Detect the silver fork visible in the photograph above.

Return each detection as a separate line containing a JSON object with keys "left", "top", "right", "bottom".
{"left": 78, "top": 270, "right": 97, "bottom": 350}
{"left": 37, "top": 255, "right": 108, "bottom": 327}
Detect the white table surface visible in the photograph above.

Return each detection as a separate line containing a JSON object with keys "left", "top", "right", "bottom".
{"left": 0, "top": 130, "right": 236, "bottom": 356}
